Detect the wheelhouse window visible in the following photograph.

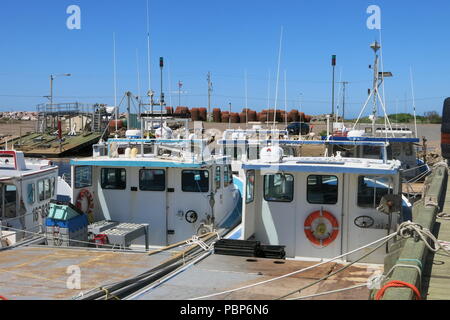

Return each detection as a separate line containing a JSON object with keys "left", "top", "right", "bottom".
{"left": 101, "top": 168, "right": 126, "bottom": 190}
{"left": 357, "top": 176, "right": 393, "bottom": 208}
{"left": 51, "top": 177, "right": 56, "bottom": 197}
{"left": 27, "top": 183, "right": 35, "bottom": 205}
{"left": 215, "top": 167, "right": 221, "bottom": 190}
{"left": 307, "top": 175, "right": 338, "bottom": 205}
{"left": 4, "top": 185, "right": 17, "bottom": 219}
{"left": 363, "top": 145, "right": 381, "bottom": 158}
{"left": 224, "top": 165, "right": 233, "bottom": 187}
{"left": 264, "top": 173, "right": 294, "bottom": 203}
{"left": 182, "top": 170, "right": 209, "bottom": 193}
{"left": 139, "top": 169, "right": 166, "bottom": 191}
{"left": 75, "top": 166, "right": 93, "bottom": 189}
{"left": 246, "top": 170, "right": 255, "bottom": 204}
{"left": 38, "top": 180, "right": 45, "bottom": 201}
{"left": 404, "top": 144, "right": 413, "bottom": 156}
{"left": 44, "top": 179, "right": 51, "bottom": 199}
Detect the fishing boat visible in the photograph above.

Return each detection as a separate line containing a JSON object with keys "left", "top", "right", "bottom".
{"left": 0, "top": 150, "right": 59, "bottom": 247}
{"left": 239, "top": 143, "right": 405, "bottom": 263}
{"left": 69, "top": 136, "right": 242, "bottom": 247}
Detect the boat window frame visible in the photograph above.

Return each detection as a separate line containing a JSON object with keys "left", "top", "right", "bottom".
{"left": 27, "top": 182, "right": 35, "bottom": 205}
{"left": 246, "top": 170, "right": 256, "bottom": 204}
{"left": 44, "top": 179, "right": 51, "bottom": 200}
{"left": 38, "top": 179, "right": 45, "bottom": 202}
{"left": 357, "top": 175, "right": 394, "bottom": 209}
{"left": 181, "top": 169, "right": 210, "bottom": 193}
{"left": 263, "top": 173, "right": 294, "bottom": 203}
{"left": 307, "top": 175, "right": 339, "bottom": 205}
{"left": 139, "top": 169, "right": 166, "bottom": 192}
{"left": 215, "top": 166, "right": 221, "bottom": 190}
{"left": 224, "top": 165, "right": 233, "bottom": 188}
{"left": 75, "top": 166, "right": 93, "bottom": 189}
{"left": 100, "top": 168, "right": 127, "bottom": 190}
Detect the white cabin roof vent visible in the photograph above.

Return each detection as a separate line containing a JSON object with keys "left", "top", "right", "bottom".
{"left": 260, "top": 146, "right": 284, "bottom": 163}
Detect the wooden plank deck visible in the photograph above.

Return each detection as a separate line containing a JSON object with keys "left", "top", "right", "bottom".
{"left": 424, "top": 170, "right": 450, "bottom": 300}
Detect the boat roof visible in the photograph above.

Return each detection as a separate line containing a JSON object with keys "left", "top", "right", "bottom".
{"left": 0, "top": 152, "right": 57, "bottom": 181}
{"left": 326, "top": 136, "right": 420, "bottom": 143}
{"left": 70, "top": 154, "right": 230, "bottom": 169}
{"left": 218, "top": 139, "right": 389, "bottom": 147}
{"left": 243, "top": 157, "right": 402, "bottom": 175}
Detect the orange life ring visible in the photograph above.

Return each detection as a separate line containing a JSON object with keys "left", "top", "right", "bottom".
{"left": 304, "top": 210, "right": 339, "bottom": 247}
{"left": 76, "top": 189, "right": 94, "bottom": 222}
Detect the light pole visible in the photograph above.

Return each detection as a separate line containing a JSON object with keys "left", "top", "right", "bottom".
{"left": 49, "top": 73, "right": 71, "bottom": 130}
{"left": 50, "top": 73, "right": 71, "bottom": 106}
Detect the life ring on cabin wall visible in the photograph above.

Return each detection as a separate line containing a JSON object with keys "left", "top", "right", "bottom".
{"left": 76, "top": 189, "right": 94, "bottom": 223}
{"left": 304, "top": 210, "right": 339, "bottom": 248}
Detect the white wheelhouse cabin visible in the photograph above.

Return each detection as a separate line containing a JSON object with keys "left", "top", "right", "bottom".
{"left": 0, "top": 151, "right": 59, "bottom": 246}
{"left": 240, "top": 143, "right": 405, "bottom": 264}
{"left": 325, "top": 134, "right": 427, "bottom": 181}
{"left": 70, "top": 138, "right": 242, "bottom": 247}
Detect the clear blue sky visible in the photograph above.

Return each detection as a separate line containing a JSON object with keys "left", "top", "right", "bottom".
{"left": 0, "top": 0, "right": 449, "bottom": 118}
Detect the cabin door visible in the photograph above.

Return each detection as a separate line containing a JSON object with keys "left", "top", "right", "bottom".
{"left": 294, "top": 173, "right": 344, "bottom": 260}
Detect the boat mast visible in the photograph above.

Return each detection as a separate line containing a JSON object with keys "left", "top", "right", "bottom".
{"left": 410, "top": 67, "right": 418, "bottom": 138}
{"left": 113, "top": 32, "right": 118, "bottom": 132}
{"left": 273, "top": 26, "right": 284, "bottom": 130}
{"left": 371, "top": 41, "right": 380, "bottom": 135}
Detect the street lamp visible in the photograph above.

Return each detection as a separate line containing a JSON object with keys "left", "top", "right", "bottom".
{"left": 50, "top": 73, "right": 71, "bottom": 106}
{"left": 49, "top": 73, "right": 71, "bottom": 131}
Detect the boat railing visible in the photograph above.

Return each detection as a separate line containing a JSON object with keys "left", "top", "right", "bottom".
{"left": 102, "top": 138, "right": 220, "bottom": 163}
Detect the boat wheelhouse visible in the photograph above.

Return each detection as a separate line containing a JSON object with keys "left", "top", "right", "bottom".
{"left": 240, "top": 145, "right": 404, "bottom": 264}
{"left": 70, "top": 138, "right": 242, "bottom": 247}
{"left": 0, "top": 151, "right": 59, "bottom": 246}
{"left": 324, "top": 134, "right": 426, "bottom": 180}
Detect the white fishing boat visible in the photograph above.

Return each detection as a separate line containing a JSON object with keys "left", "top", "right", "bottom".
{"left": 0, "top": 150, "right": 59, "bottom": 247}
{"left": 69, "top": 137, "right": 242, "bottom": 247}
{"left": 239, "top": 143, "right": 405, "bottom": 263}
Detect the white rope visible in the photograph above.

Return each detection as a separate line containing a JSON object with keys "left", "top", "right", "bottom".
{"left": 287, "top": 284, "right": 367, "bottom": 300}
{"left": 437, "top": 212, "right": 450, "bottom": 221}
{"left": 439, "top": 241, "right": 450, "bottom": 251}
{"left": 397, "top": 221, "right": 450, "bottom": 255}
{"left": 405, "top": 169, "right": 430, "bottom": 184}
{"left": 402, "top": 164, "right": 429, "bottom": 174}
{"left": 185, "top": 235, "right": 213, "bottom": 252}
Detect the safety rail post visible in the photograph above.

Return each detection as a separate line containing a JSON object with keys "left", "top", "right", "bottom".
{"left": 376, "top": 163, "right": 448, "bottom": 300}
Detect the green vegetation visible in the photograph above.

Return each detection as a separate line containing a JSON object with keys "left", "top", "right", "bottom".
{"left": 351, "top": 112, "right": 442, "bottom": 124}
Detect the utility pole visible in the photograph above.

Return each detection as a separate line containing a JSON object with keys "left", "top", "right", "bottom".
{"left": 228, "top": 102, "right": 232, "bottom": 130}
{"left": 178, "top": 81, "right": 183, "bottom": 107}
{"left": 207, "top": 72, "right": 213, "bottom": 122}
{"left": 160, "top": 57, "right": 165, "bottom": 133}
{"left": 331, "top": 55, "right": 336, "bottom": 123}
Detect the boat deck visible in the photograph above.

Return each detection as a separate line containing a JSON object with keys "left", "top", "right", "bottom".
{"left": 0, "top": 132, "right": 102, "bottom": 157}
{"left": 424, "top": 171, "right": 450, "bottom": 300}
{"left": 0, "top": 246, "right": 173, "bottom": 300}
{"left": 131, "top": 254, "right": 383, "bottom": 300}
